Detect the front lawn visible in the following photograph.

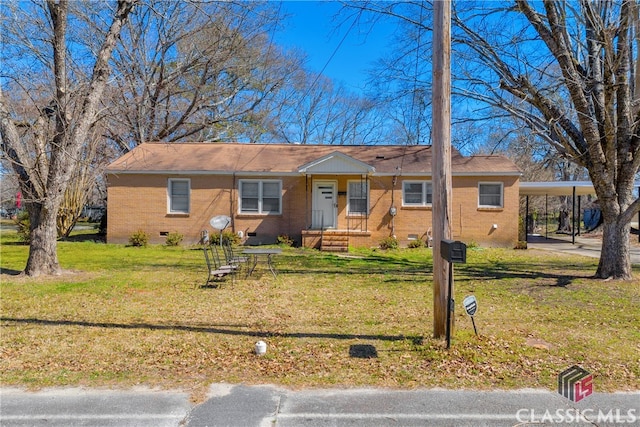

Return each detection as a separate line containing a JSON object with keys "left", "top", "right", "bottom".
{"left": 1, "top": 228, "right": 638, "bottom": 401}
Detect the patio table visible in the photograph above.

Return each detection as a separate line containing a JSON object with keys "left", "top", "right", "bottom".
{"left": 242, "top": 248, "right": 282, "bottom": 278}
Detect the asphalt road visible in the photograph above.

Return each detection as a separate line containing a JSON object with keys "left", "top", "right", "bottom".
{"left": 1, "top": 384, "right": 638, "bottom": 427}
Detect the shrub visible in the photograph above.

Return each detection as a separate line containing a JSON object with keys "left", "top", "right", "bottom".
{"left": 466, "top": 240, "right": 479, "bottom": 249}
{"left": 129, "top": 229, "right": 149, "bottom": 247}
{"left": 514, "top": 240, "right": 528, "bottom": 250}
{"left": 210, "top": 230, "right": 240, "bottom": 245}
{"left": 165, "top": 232, "right": 183, "bottom": 247}
{"left": 97, "top": 213, "right": 107, "bottom": 236}
{"left": 407, "top": 239, "right": 425, "bottom": 249}
{"left": 379, "top": 236, "right": 398, "bottom": 250}
{"left": 276, "top": 234, "right": 294, "bottom": 247}
{"left": 518, "top": 215, "right": 526, "bottom": 242}
{"left": 15, "top": 211, "right": 30, "bottom": 243}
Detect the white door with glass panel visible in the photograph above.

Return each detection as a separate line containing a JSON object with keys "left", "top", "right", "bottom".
{"left": 312, "top": 181, "right": 337, "bottom": 229}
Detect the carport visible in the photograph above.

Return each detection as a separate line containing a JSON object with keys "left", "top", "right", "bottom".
{"left": 519, "top": 181, "right": 597, "bottom": 244}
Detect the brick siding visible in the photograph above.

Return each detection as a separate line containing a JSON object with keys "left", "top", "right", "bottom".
{"left": 107, "top": 173, "right": 518, "bottom": 247}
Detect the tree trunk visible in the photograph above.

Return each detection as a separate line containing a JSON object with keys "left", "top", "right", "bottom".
{"left": 596, "top": 218, "right": 632, "bottom": 280}
{"left": 25, "top": 201, "right": 62, "bottom": 276}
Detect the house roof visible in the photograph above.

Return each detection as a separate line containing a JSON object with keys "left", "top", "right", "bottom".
{"left": 106, "top": 143, "right": 521, "bottom": 177}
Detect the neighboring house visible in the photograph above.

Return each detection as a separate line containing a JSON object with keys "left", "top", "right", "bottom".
{"left": 106, "top": 143, "right": 521, "bottom": 249}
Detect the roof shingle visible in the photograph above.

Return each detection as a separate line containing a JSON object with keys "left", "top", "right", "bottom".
{"left": 106, "top": 143, "right": 521, "bottom": 176}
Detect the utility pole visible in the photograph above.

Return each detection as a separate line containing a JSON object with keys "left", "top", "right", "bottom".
{"left": 432, "top": 0, "right": 453, "bottom": 339}
{"left": 635, "top": 0, "right": 639, "bottom": 104}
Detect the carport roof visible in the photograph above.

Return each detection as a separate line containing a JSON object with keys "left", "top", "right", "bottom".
{"left": 521, "top": 180, "right": 640, "bottom": 196}
{"left": 520, "top": 181, "right": 596, "bottom": 196}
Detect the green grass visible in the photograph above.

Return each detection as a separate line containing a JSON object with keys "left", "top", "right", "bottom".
{"left": 1, "top": 225, "right": 639, "bottom": 402}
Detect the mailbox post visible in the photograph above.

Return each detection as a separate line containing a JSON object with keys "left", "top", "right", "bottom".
{"left": 440, "top": 239, "right": 467, "bottom": 348}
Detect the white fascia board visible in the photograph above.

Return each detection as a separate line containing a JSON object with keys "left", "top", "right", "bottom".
{"left": 374, "top": 171, "right": 522, "bottom": 177}
{"left": 106, "top": 170, "right": 301, "bottom": 176}
{"left": 452, "top": 171, "right": 522, "bottom": 177}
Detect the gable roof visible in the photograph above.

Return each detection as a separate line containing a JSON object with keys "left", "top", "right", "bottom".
{"left": 106, "top": 143, "right": 521, "bottom": 177}
{"left": 297, "top": 151, "right": 376, "bottom": 174}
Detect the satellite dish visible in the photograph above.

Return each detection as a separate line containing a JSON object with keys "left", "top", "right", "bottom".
{"left": 210, "top": 215, "right": 231, "bottom": 230}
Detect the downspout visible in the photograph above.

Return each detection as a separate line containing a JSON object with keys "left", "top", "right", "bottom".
{"left": 305, "top": 174, "right": 310, "bottom": 228}
{"left": 231, "top": 172, "right": 236, "bottom": 234}
{"left": 365, "top": 175, "right": 369, "bottom": 233}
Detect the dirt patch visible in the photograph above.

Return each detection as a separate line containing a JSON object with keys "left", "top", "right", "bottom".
{"left": 525, "top": 337, "right": 554, "bottom": 350}
{"left": 1, "top": 269, "right": 97, "bottom": 284}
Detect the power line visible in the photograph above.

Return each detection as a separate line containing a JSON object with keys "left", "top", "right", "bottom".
{"left": 299, "top": 9, "right": 361, "bottom": 104}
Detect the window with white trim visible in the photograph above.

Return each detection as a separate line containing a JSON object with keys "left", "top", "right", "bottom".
{"left": 168, "top": 178, "right": 190, "bottom": 214}
{"left": 348, "top": 180, "right": 368, "bottom": 215}
{"left": 239, "top": 179, "right": 282, "bottom": 214}
{"left": 478, "top": 182, "right": 503, "bottom": 208}
{"left": 402, "top": 181, "right": 432, "bottom": 206}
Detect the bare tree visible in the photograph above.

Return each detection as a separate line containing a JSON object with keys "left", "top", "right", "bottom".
{"left": 57, "top": 127, "right": 105, "bottom": 238}
{"left": 452, "top": 1, "right": 640, "bottom": 279}
{"left": 358, "top": 2, "right": 434, "bottom": 146}
{"left": 104, "top": 1, "right": 384, "bottom": 148}
{"left": 352, "top": 1, "right": 639, "bottom": 279}
{"left": 104, "top": 1, "right": 299, "bottom": 150}
{"left": 0, "top": 0, "right": 136, "bottom": 276}
{"left": 268, "top": 69, "right": 382, "bottom": 145}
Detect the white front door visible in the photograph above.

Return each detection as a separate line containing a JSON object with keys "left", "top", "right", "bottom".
{"left": 312, "top": 181, "right": 337, "bottom": 229}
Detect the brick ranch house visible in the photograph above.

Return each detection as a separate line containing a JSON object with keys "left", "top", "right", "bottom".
{"left": 106, "top": 143, "right": 521, "bottom": 249}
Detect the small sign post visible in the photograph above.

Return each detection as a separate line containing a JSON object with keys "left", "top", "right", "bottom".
{"left": 463, "top": 295, "right": 478, "bottom": 336}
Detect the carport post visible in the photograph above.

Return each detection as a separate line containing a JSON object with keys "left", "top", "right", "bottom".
{"left": 577, "top": 195, "right": 581, "bottom": 236}
{"left": 525, "top": 195, "right": 529, "bottom": 243}
{"left": 545, "top": 194, "right": 548, "bottom": 239}
{"left": 572, "top": 186, "right": 576, "bottom": 245}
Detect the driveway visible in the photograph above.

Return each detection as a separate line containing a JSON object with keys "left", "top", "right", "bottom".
{"left": 526, "top": 233, "right": 640, "bottom": 265}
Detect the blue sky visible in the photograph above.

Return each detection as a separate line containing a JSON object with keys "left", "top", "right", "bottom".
{"left": 274, "top": 1, "right": 397, "bottom": 93}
